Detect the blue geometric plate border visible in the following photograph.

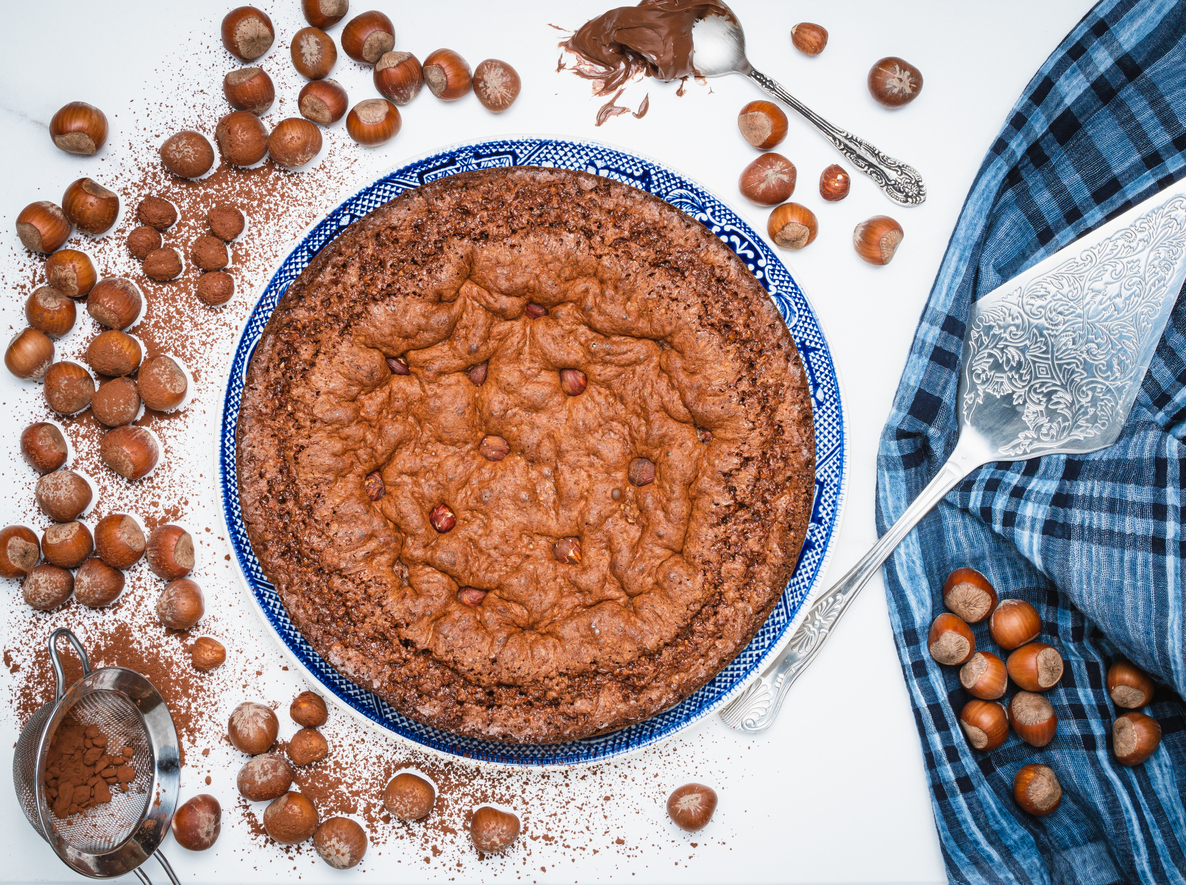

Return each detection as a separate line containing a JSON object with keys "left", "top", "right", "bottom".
{"left": 217, "top": 137, "right": 847, "bottom": 767}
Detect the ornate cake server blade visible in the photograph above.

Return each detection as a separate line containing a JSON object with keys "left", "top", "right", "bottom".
{"left": 720, "top": 177, "right": 1186, "bottom": 733}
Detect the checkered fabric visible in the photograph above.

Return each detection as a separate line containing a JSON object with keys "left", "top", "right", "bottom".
{"left": 876, "top": 1, "right": 1186, "bottom": 882}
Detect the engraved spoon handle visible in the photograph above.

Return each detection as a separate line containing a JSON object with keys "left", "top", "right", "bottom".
{"left": 748, "top": 68, "right": 926, "bottom": 206}
{"left": 720, "top": 441, "right": 984, "bottom": 732}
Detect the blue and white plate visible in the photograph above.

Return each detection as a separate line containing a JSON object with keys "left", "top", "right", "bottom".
{"left": 217, "top": 138, "right": 847, "bottom": 767}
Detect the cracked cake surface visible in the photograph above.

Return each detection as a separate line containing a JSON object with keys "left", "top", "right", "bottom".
{"left": 236, "top": 167, "right": 814, "bottom": 743}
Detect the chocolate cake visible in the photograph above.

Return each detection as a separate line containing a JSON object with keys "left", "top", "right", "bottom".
{"left": 236, "top": 167, "right": 814, "bottom": 743}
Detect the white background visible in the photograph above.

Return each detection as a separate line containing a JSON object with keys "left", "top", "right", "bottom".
{"left": 0, "top": 1, "right": 1095, "bottom": 883}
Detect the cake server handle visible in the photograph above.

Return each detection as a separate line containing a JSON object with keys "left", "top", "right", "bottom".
{"left": 719, "top": 441, "right": 983, "bottom": 732}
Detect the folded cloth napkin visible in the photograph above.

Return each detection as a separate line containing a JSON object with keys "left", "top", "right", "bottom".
{"left": 876, "top": 1, "right": 1186, "bottom": 882}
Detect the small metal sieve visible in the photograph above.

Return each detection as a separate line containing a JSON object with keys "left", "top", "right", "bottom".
{"left": 12, "top": 628, "right": 181, "bottom": 884}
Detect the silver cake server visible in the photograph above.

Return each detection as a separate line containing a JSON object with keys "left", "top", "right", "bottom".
{"left": 720, "top": 176, "right": 1186, "bottom": 733}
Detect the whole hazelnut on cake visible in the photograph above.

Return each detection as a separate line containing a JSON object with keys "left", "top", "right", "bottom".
{"left": 237, "top": 752, "right": 293, "bottom": 801}
{"left": 666, "top": 783, "right": 717, "bottom": 831}
{"left": 190, "top": 636, "right": 227, "bottom": 672}
{"left": 264, "top": 791, "right": 319, "bottom": 844}
{"left": 0, "top": 525, "right": 40, "bottom": 578}
{"left": 23, "top": 564, "right": 73, "bottom": 611}
{"left": 228, "top": 702, "right": 279, "bottom": 755}
{"left": 287, "top": 727, "right": 329, "bottom": 766}
{"left": 469, "top": 806, "right": 520, "bottom": 853}
{"left": 35, "top": 469, "right": 92, "bottom": 522}
{"left": 145, "top": 524, "right": 194, "bottom": 579}
{"left": 383, "top": 772, "right": 435, "bottom": 821}
{"left": 216, "top": 111, "right": 268, "bottom": 167}
{"left": 172, "top": 794, "right": 221, "bottom": 851}
{"left": 314, "top": 817, "right": 368, "bottom": 870}
{"left": 21, "top": 422, "right": 68, "bottom": 474}
{"left": 291, "top": 690, "right": 328, "bottom": 727}
{"left": 156, "top": 578, "right": 204, "bottom": 630}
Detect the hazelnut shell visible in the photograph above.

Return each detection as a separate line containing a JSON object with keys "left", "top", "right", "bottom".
{"left": 383, "top": 772, "right": 435, "bottom": 820}
{"left": 291, "top": 691, "right": 328, "bottom": 727}
{"left": 20, "top": 422, "right": 68, "bottom": 474}
{"left": 172, "top": 794, "right": 221, "bottom": 851}
{"left": 6, "top": 328, "right": 54, "bottom": 380}
{"left": 16, "top": 201, "right": 71, "bottom": 253}
{"left": 145, "top": 524, "right": 194, "bottom": 579}
{"left": 100, "top": 426, "right": 159, "bottom": 480}
{"left": 229, "top": 702, "right": 279, "bottom": 755}
{"left": 41, "top": 520, "right": 94, "bottom": 569}
{"left": 190, "top": 636, "right": 227, "bottom": 671}
{"left": 44, "top": 248, "right": 97, "bottom": 297}
{"left": 0, "top": 525, "right": 41, "bottom": 578}
{"left": 23, "top": 564, "right": 73, "bottom": 611}
{"left": 263, "top": 791, "right": 319, "bottom": 844}
{"left": 156, "top": 578, "right": 204, "bottom": 630}
{"left": 666, "top": 783, "right": 717, "bottom": 831}
{"left": 35, "top": 469, "right": 92, "bottom": 522}
{"left": 314, "top": 817, "right": 368, "bottom": 870}
{"left": 268, "top": 118, "right": 322, "bottom": 169}
{"left": 341, "top": 10, "right": 394, "bottom": 64}
{"left": 423, "top": 48, "right": 472, "bottom": 100}
{"left": 74, "top": 557, "right": 125, "bottom": 607}
{"left": 61, "top": 178, "right": 119, "bottom": 236}
{"left": 469, "top": 805, "right": 520, "bottom": 853}
{"left": 26, "top": 287, "right": 77, "bottom": 338}
{"left": 93, "top": 513, "right": 145, "bottom": 568}
{"left": 237, "top": 753, "right": 293, "bottom": 801}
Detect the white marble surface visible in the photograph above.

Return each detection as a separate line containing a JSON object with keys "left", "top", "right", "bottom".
{"left": 0, "top": 1, "right": 1094, "bottom": 882}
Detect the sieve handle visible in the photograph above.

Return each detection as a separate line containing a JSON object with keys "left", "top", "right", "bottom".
{"left": 155, "top": 850, "right": 181, "bottom": 885}
{"left": 48, "top": 628, "right": 91, "bottom": 700}
{"left": 135, "top": 870, "right": 151, "bottom": 885}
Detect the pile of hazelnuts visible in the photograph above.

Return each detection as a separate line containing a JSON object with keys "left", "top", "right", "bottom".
{"left": 930, "top": 567, "right": 1164, "bottom": 818}
{"left": 736, "top": 21, "right": 922, "bottom": 267}
{"left": 200, "top": 1, "right": 522, "bottom": 172}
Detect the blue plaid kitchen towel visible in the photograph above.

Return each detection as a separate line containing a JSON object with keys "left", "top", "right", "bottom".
{"left": 876, "top": 1, "right": 1186, "bottom": 882}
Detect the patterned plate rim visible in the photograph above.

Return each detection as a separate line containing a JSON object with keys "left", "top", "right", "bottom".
{"left": 216, "top": 136, "right": 848, "bottom": 768}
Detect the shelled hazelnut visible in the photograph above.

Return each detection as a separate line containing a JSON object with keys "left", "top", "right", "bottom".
{"left": 457, "top": 587, "right": 487, "bottom": 606}
{"left": 1013, "top": 764, "right": 1061, "bottom": 816}
{"left": 927, "top": 612, "right": 975, "bottom": 665}
{"left": 223, "top": 67, "right": 275, "bottom": 115}
{"left": 229, "top": 702, "right": 279, "bottom": 755}
{"left": 6, "top": 328, "right": 54, "bottom": 380}
{"left": 314, "top": 817, "right": 367, "bottom": 870}
{"left": 1113, "top": 711, "right": 1161, "bottom": 766}
{"left": 138, "top": 355, "right": 188, "bottom": 411}
{"left": 299, "top": 79, "right": 349, "bottom": 126}
{"left": 265, "top": 792, "right": 319, "bottom": 844}
{"left": 207, "top": 203, "right": 245, "bottom": 241}
{"left": 790, "top": 22, "right": 828, "bottom": 56}
{"left": 143, "top": 248, "right": 184, "bottom": 282}
{"left": 383, "top": 772, "right": 435, "bottom": 820}
{"left": 737, "top": 100, "right": 787, "bottom": 150}
{"left": 466, "top": 361, "right": 488, "bottom": 385}
{"left": 430, "top": 503, "right": 456, "bottom": 533}
{"left": 86, "top": 330, "right": 142, "bottom": 377}
{"left": 145, "top": 524, "right": 194, "bottom": 579}
{"left": 1006, "top": 642, "right": 1064, "bottom": 692}
{"left": 819, "top": 164, "right": 851, "bottom": 201}
{"left": 22, "top": 564, "right": 73, "bottom": 611}
{"left": 25, "top": 287, "right": 77, "bottom": 338}
{"left": 49, "top": 102, "right": 108, "bottom": 155}
{"left": 292, "top": 27, "right": 337, "bottom": 79}
{"left": 346, "top": 99, "right": 400, "bottom": 145}
{"left": 190, "top": 636, "right": 227, "bottom": 671}
{"left": 959, "top": 651, "right": 1007, "bottom": 700}
{"left": 161, "top": 131, "right": 215, "bottom": 179}
{"left": 559, "top": 367, "right": 587, "bottom": 396}
{"left": 156, "top": 578, "right": 204, "bottom": 629}
{"left": 868, "top": 56, "right": 923, "bottom": 108}
{"left": 126, "top": 227, "right": 162, "bottom": 260}
{"left": 61, "top": 179, "right": 119, "bottom": 236}
{"left": 172, "top": 795, "right": 221, "bottom": 851}
{"left": 469, "top": 806, "right": 520, "bottom": 852}
{"left": 216, "top": 111, "right": 269, "bottom": 167}
{"left": 91, "top": 377, "right": 141, "bottom": 427}
{"left": 480, "top": 434, "right": 510, "bottom": 461}
{"left": 629, "top": 457, "right": 655, "bottom": 486}
{"left": 20, "top": 423, "right": 68, "bottom": 474}
{"left": 0, "top": 526, "right": 40, "bottom": 578}
{"left": 739, "top": 153, "right": 796, "bottom": 205}
{"left": 87, "top": 277, "right": 142, "bottom": 330}
{"left": 553, "top": 537, "right": 582, "bottom": 564}
{"left": 238, "top": 753, "right": 293, "bottom": 800}
{"left": 35, "top": 470, "right": 92, "bottom": 522}
{"left": 768, "top": 202, "right": 818, "bottom": 250}
{"left": 989, "top": 599, "right": 1041, "bottom": 650}
{"left": 287, "top": 728, "right": 329, "bottom": 765}
{"left": 1008, "top": 691, "right": 1058, "bottom": 747}
{"left": 16, "top": 202, "right": 71, "bottom": 253}
{"left": 525, "top": 302, "right": 548, "bottom": 318}
{"left": 958, "top": 699, "right": 1008, "bottom": 751}
{"left": 268, "top": 118, "right": 322, "bottom": 169}
{"left": 942, "top": 567, "right": 997, "bottom": 623}
{"left": 136, "top": 197, "right": 177, "bottom": 231}
{"left": 853, "top": 216, "right": 904, "bottom": 265}
{"left": 100, "top": 426, "right": 159, "bottom": 480}
{"left": 666, "top": 783, "right": 717, "bottom": 831}
{"left": 74, "top": 557, "right": 125, "bottom": 607}
{"left": 473, "top": 59, "right": 520, "bottom": 112}
{"left": 302, "top": 0, "right": 349, "bottom": 29}
{"left": 94, "top": 513, "right": 145, "bottom": 568}
{"left": 196, "top": 271, "right": 235, "bottom": 306}
{"left": 191, "top": 235, "right": 229, "bottom": 271}
{"left": 44, "top": 249, "right": 97, "bottom": 297}
{"left": 423, "top": 49, "right": 472, "bottom": 100}
{"left": 291, "top": 691, "right": 328, "bottom": 727}
{"left": 374, "top": 52, "right": 422, "bottom": 105}
{"left": 341, "top": 10, "right": 394, "bottom": 64}
{"left": 41, "top": 520, "right": 93, "bottom": 569}
{"left": 222, "top": 6, "right": 275, "bottom": 62}
{"left": 1107, "top": 660, "right": 1155, "bottom": 708}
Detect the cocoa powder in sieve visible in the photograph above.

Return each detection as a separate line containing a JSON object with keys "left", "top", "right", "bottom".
{"left": 43, "top": 717, "right": 135, "bottom": 819}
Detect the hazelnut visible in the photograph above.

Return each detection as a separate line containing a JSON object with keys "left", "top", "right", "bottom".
{"left": 143, "top": 248, "right": 184, "bottom": 282}
{"left": 1006, "top": 642, "right": 1064, "bottom": 692}
{"left": 0, "top": 525, "right": 40, "bottom": 578}
{"left": 292, "top": 27, "right": 337, "bottom": 79}
{"left": 264, "top": 792, "right": 319, "bottom": 844}
{"left": 868, "top": 56, "right": 923, "bottom": 108}
{"left": 215, "top": 111, "right": 269, "bottom": 167}
{"left": 942, "top": 567, "right": 997, "bottom": 623}
{"left": 559, "top": 367, "right": 587, "bottom": 396}
{"left": 423, "top": 49, "right": 472, "bottom": 100}
{"left": 525, "top": 302, "right": 548, "bottom": 319}
{"left": 44, "top": 248, "right": 97, "bottom": 297}
{"left": 738, "top": 100, "right": 787, "bottom": 150}
{"left": 1008, "top": 691, "right": 1058, "bottom": 747}
{"left": 20, "top": 422, "right": 68, "bottom": 474}
{"left": 387, "top": 355, "right": 410, "bottom": 375}
{"left": 35, "top": 470, "right": 92, "bottom": 522}
{"left": 429, "top": 503, "right": 456, "bottom": 533}
{"left": 383, "top": 772, "right": 435, "bottom": 820}
{"left": 172, "top": 794, "right": 221, "bottom": 851}
{"left": 927, "top": 612, "right": 975, "bottom": 665}
{"left": 268, "top": 118, "right": 322, "bottom": 169}
{"left": 190, "top": 636, "right": 227, "bottom": 672}
{"left": 341, "top": 11, "right": 394, "bottom": 64}
{"left": 959, "top": 651, "right": 1008, "bottom": 700}
{"left": 346, "top": 99, "right": 401, "bottom": 146}
{"left": 854, "top": 215, "right": 904, "bottom": 265}
{"left": 22, "top": 564, "right": 73, "bottom": 611}
{"left": 287, "top": 728, "right": 329, "bottom": 766}
{"left": 25, "top": 287, "right": 77, "bottom": 338}
{"left": 93, "top": 513, "right": 145, "bottom": 568}
{"left": 302, "top": 0, "right": 349, "bottom": 29}
{"left": 6, "top": 328, "right": 54, "bottom": 380}
{"left": 16, "top": 201, "right": 71, "bottom": 253}
{"left": 374, "top": 52, "right": 422, "bottom": 105}
{"left": 298, "top": 79, "right": 349, "bottom": 126}
{"left": 197, "top": 271, "right": 235, "bottom": 307}
{"left": 237, "top": 753, "right": 292, "bottom": 800}
{"left": 49, "top": 102, "right": 108, "bottom": 155}
{"left": 768, "top": 202, "right": 819, "bottom": 250}
{"left": 87, "top": 277, "right": 143, "bottom": 330}
{"left": 86, "top": 330, "right": 142, "bottom": 377}
{"left": 223, "top": 67, "right": 275, "bottom": 115}
{"left": 161, "top": 131, "right": 215, "bottom": 179}
{"left": 229, "top": 702, "right": 279, "bottom": 755}
{"left": 145, "top": 524, "right": 194, "bottom": 579}
{"left": 138, "top": 355, "right": 188, "bottom": 412}
{"left": 41, "top": 520, "right": 93, "bottom": 569}
{"left": 553, "top": 537, "right": 582, "bottom": 564}
{"left": 480, "top": 435, "right": 509, "bottom": 462}
{"left": 473, "top": 59, "right": 520, "bottom": 112}
{"left": 1107, "top": 660, "right": 1155, "bottom": 709}
{"left": 739, "top": 153, "right": 796, "bottom": 205}
{"left": 61, "top": 178, "right": 119, "bottom": 236}
{"left": 958, "top": 699, "right": 1009, "bottom": 751}
{"left": 469, "top": 806, "right": 520, "bottom": 853}
{"left": 74, "top": 557, "right": 125, "bottom": 607}
{"left": 457, "top": 587, "right": 487, "bottom": 606}
{"left": 1013, "top": 764, "right": 1061, "bottom": 816}
{"left": 790, "top": 22, "right": 828, "bottom": 55}
{"left": 136, "top": 196, "right": 177, "bottom": 231}
{"left": 190, "top": 235, "right": 229, "bottom": 272}
{"left": 291, "top": 690, "right": 328, "bottom": 727}
{"left": 989, "top": 598, "right": 1041, "bottom": 650}
{"left": 126, "top": 226, "right": 162, "bottom": 260}
{"left": 221, "top": 6, "right": 275, "bottom": 62}
{"left": 819, "top": 164, "right": 851, "bottom": 201}
{"left": 91, "top": 377, "right": 141, "bottom": 427}
{"left": 364, "top": 470, "right": 385, "bottom": 500}
{"left": 207, "top": 203, "right": 245, "bottom": 241}
{"left": 666, "top": 783, "right": 717, "bottom": 831}
{"left": 1113, "top": 711, "right": 1162, "bottom": 766}
{"left": 314, "top": 817, "right": 367, "bottom": 870}
{"left": 628, "top": 456, "right": 656, "bottom": 487}
{"left": 466, "top": 361, "right": 488, "bottom": 385}
{"left": 100, "top": 426, "right": 159, "bottom": 480}
{"left": 156, "top": 578, "right": 203, "bottom": 629}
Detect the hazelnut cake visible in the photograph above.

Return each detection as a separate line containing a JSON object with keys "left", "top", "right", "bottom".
{"left": 237, "top": 167, "right": 814, "bottom": 743}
